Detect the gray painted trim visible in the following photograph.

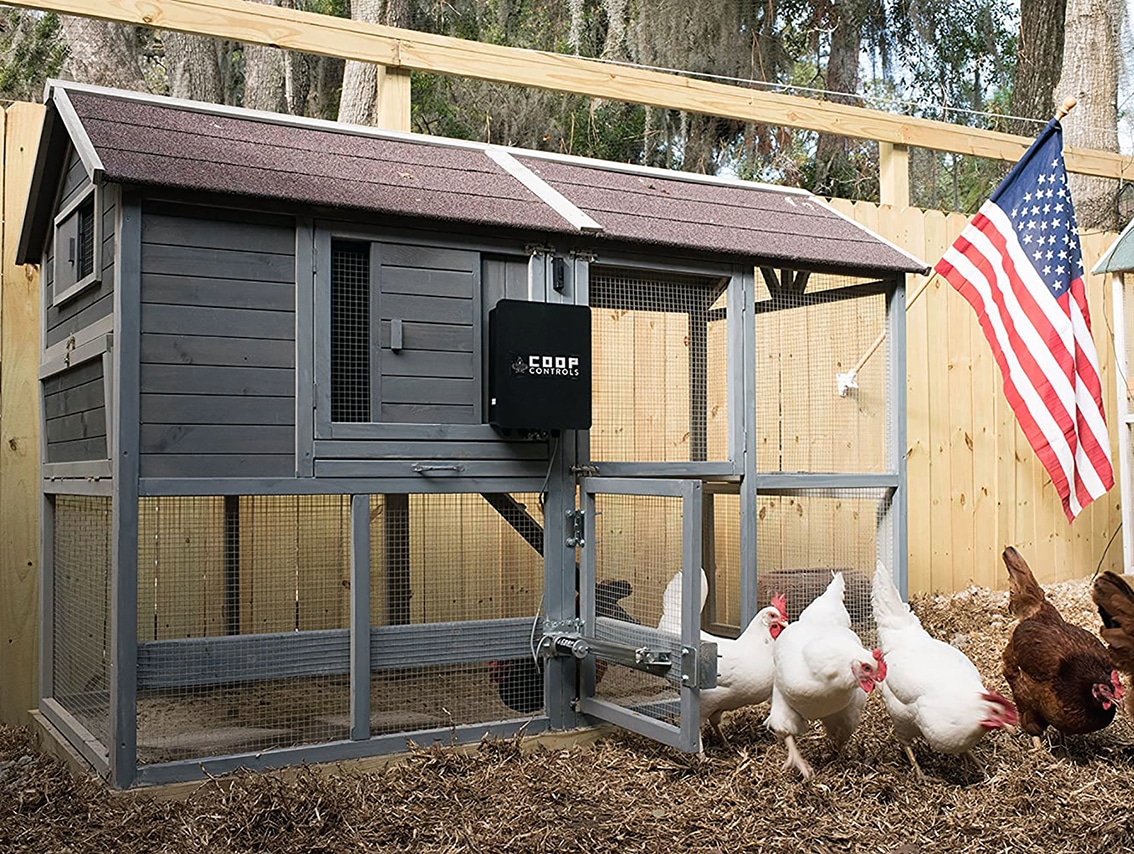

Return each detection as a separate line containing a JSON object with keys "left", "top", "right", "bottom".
{"left": 52, "top": 183, "right": 103, "bottom": 307}
{"left": 587, "top": 462, "right": 739, "bottom": 479}
{"left": 580, "top": 476, "right": 692, "bottom": 497}
{"left": 586, "top": 250, "right": 737, "bottom": 279}
{"left": 315, "top": 459, "right": 551, "bottom": 478}
{"left": 43, "top": 460, "right": 112, "bottom": 479}
{"left": 109, "top": 191, "right": 141, "bottom": 789}
{"left": 485, "top": 147, "right": 603, "bottom": 233}
{"left": 295, "top": 218, "right": 315, "bottom": 477}
{"left": 137, "top": 477, "right": 547, "bottom": 496}
{"left": 576, "top": 696, "right": 684, "bottom": 751}
{"left": 42, "top": 477, "right": 113, "bottom": 496}
{"left": 42, "top": 314, "right": 114, "bottom": 365}
{"left": 543, "top": 437, "right": 577, "bottom": 730}
{"left": 133, "top": 718, "right": 551, "bottom": 787}
{"left": 319, "top": 220, "right": 533, "bottom": 258}
{"left": 136, "top": 618, "right": 538, "bottom": 689}
{"left": 51, "top": 87, "right": 104, "bottom": 182}
{"left": 678, "top": 478, "right": 703, "bottom": 753}
{"left": 888, "top": 279, "right": 909, "bottom": 598}
{"left": 726, "top": 266, "right": 745, "bottom": 467}
{"left": 324, "top": 422, "right": 530, "bottom": 442}
{"left": 739, "top": 266, "right": 758, "bottom": 626}
{"left": 40, "top": 697, "right": 110, "bottom": 774}
{"left": 753, "top": 472, "right": 900, "bottom": 492}
{"left": 39, "top": 332, "right": 111, "bottom": 379}
{"left": 350, "top": 494, "right": 370, "bottom": 741}
{"left": 313, "top": 228, "right": 333, "bottom": 439}
{"left": 39, "top": 494, "right": 55, "bottom": 701}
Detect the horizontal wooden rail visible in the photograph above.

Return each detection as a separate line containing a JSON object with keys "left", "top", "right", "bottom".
{"left": 8, "top": 0, "right": 1134, "bottom": 181}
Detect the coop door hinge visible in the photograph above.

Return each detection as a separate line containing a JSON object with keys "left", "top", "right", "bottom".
{"left": 565, "top": 508, "right": 585, "bottom": 547}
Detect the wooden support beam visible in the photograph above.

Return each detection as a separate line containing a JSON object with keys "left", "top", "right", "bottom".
{"left": 7, "top": 0, "right": 1133, "bottom": 180}
{"left": 878, "top": 141, "right": 910, "bottom": 208}
{"left": 375, "top": 65, "right": 411, "bottom": 133}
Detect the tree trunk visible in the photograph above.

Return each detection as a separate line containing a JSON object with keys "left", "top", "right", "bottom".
{"left": 337, "top": 0, "right": 383, "bottom": 124}
{"left": 242, "top": 0, "right": 287, "bottom": 112}
{"left": 813, "top": 9, "right": 861, "bottom": 197}
{"left": 163, "top": 32, "right": 225, "bottom": 102}
{"left": 59, "top": 17, "right": 147, "bottom": 91}
{"left": 1054, "top": 0, "right": 1121, "bottom": 230}
{"left": 1008, "top": 0, "right": 1067, "bottom": 135}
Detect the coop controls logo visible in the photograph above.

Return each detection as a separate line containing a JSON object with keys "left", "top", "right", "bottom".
{"left": 511, "top": 354, "right": 582, "bottom": 377}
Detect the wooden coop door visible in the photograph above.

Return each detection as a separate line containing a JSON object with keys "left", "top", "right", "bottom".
{"left": 575, "top": 477, "right": 713, "bottom": 752}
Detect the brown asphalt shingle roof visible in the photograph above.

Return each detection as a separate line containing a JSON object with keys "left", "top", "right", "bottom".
{"left": 52, "top": 86, "right": 926, "bottom": 274}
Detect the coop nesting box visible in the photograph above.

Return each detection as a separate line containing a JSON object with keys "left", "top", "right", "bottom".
{"left": 18, "top": 81, "right": 927, "bottom": 787}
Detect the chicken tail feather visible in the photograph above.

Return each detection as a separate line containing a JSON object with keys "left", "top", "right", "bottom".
{"left": 871, "top": 560, "right": 917, "bottom": 631}
{"left": 1092, "top": 572, "right": 1134, "bottom": 667}
{"left": 1003, "top": 546, "right": 1046, "bottom": 619}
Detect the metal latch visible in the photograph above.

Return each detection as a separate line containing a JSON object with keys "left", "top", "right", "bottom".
{"left": 544, "top": 632, "right": 673, "bottom": 677}
{"left": 565, "top": 508, "right": 585, "bottom": 547}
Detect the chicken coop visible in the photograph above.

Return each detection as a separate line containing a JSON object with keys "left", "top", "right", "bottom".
{"left": 1097, "top": 221, "right": 1134, "bottom": 573}
{"left": 19, "top": 80, "right": 926, "bottom": 788}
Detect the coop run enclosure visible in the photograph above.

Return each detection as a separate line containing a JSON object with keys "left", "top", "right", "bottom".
{"left": 20, "top": 81, "right": 926, "bottom": 787}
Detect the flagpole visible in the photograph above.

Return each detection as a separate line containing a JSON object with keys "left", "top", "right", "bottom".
{"left": 836, "top": 97, "right": 1080, "bottom": 397}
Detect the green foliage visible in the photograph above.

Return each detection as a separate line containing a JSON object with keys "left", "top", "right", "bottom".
{"left": 0, "top": 10, "right": 65, "bottom": 102}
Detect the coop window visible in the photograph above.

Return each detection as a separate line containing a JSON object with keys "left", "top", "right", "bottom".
{"left": 330, "top": 239, "right": 372, "bottom": 422}
{"left": 52, "top": 184, "right": 102, "bottom": 306}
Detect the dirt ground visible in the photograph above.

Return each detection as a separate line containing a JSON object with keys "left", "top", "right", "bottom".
{"left": 5, "top": 577, "right": 1134, "bottom": 853}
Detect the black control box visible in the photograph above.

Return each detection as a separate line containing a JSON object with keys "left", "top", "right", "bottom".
{"left": 488, "top": 299, "right": 592, "bottom": 432}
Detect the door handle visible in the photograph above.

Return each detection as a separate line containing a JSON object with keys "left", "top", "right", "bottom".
{"left": 390, "top": 318, "right": 403, "bottom": 352}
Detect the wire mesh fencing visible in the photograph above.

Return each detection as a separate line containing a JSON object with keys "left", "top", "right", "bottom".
{"left": 590, "top": 265, "right": 730, "bottom": 463}
{"left": 135, "top": 495, "right": 352, "bottom": 766}
{"left": 52, "top": 495, "right": 113, "bottom": 749}
{"left": 368, "top": 493, "right": 546, "bottom": 732}
{"left": 755, "top": 270, "right": 891, "bottom": 474}
{"left": 587, "top": 492, "right": 687, "bottom": 729}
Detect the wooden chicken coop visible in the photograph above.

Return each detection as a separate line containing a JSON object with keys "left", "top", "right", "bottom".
{"left": 19, "top": 80, "right": 926, "bottom": 788}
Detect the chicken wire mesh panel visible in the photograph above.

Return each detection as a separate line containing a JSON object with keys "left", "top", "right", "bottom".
{"left": 755, "top": 278, "right": 890, "bottom": 473}
{"left": 755, "top": 488, "right": 890, "bottom": 641}
{"left": 330, "top": 239, "right": 371, "bottom": 423}
{"left": 52, "top": 495, "right": 112, "bottom": 748}
{"left": 591, "top": 266, "right": 730, "bottom": 463}
{"left": 135, "top": 495, "right": 352, "bottom": 766}
{"left": 589, "top": 493, "right": 686, "bottom": 727}
{"left": 368, "top": 493, "right": 546, "bottom": 733}
{"left": 703, "top": 489, "right": 743, "bottom": 634}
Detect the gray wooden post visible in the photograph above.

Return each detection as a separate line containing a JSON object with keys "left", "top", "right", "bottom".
{"left": 350, "top": 494, "right": 371, "bottom": 740}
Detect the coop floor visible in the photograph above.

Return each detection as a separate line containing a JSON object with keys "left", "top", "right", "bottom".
{"left": 136, "top": 664, "right": 542, "bottom": 766}
{"left": 8, "top": 577, "right": 1134, "bottom": 853}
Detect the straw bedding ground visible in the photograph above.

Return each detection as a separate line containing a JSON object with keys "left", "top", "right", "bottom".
{"left": 5, "top": 578, "right": 1134, "bottom": 853}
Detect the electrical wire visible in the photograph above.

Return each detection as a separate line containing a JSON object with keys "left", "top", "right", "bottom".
{"left": 1093, "top": 522, "right": 1123, "bottom": 578}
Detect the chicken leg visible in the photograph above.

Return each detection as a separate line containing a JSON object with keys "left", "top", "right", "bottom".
{"left": 781, "top": 734, "right": 813, "bottom": 779}
{"left": 902, "top": 744, "right": 924, "bottom": 779}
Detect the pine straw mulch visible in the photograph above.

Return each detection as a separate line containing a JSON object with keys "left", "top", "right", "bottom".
{"left": 6, "top": 578, "right": 1134, "bottom": 854}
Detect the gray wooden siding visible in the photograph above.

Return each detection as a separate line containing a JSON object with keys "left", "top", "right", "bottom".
{"left": 44, "top": 162, "right": 115, "bottom": 349}
{"left": 138, "top": 206, "right": 297, "bottom": 479}
{"left": 374, "top": 244, "right": 480, "bottom": 424}
{"left": 43, "top": 358, "right": 108, "bottom": 463}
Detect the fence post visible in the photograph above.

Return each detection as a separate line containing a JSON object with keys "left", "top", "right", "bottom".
{"left": 879, "top": 141, "right": 910, "bottom": 208}
{"left": 0, "top": 102, "right": 45, "bottom": 728}
{"left": 375, "top": 66, "right": 411, "bottom": 132}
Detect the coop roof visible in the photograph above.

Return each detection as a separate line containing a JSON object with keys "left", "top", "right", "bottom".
{"left": 1092, "top": 217, "right": 1134, "bottom": 274}
{"left": 18, "top": 81, "right": 928, "bottom": 275}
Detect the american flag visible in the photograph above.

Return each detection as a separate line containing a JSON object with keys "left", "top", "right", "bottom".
{"left": 934, "top": 118, "right": 1113, "bottom": 522}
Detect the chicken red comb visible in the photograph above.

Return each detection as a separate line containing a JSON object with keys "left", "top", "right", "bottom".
{"left": 771, "top": 593, "right": 788, "bottom": 620}
{"left": 872, "top": 648, "right": 887, "bottom": 681}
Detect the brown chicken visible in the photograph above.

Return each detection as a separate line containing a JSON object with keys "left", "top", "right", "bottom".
{"left": 1091, "top": 570, "right": 1134, "bottom": 716}
{"left": 1001, "top": 547, "right": 1122, "bottom": 747}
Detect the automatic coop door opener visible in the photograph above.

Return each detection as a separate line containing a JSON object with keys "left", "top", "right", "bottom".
{"left": 488, "top": 299, "right": 592, "bottom": 436}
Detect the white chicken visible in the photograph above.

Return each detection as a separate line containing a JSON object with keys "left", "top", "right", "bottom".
{"left": 657, "top": 569, "right": 790, "bottom": 750}
{"left": 871, "top": 560, "right": 1017, "bottom": 776}
{"left": 766, "top": 571, "right": 885, "bottom": 779}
